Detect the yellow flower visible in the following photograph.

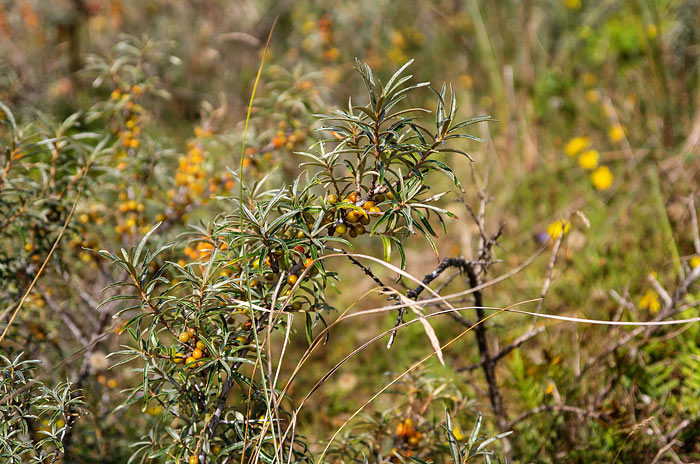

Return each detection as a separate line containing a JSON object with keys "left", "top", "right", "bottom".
{"left": 578, "top": 149, "right": 599, "bottom": 170}
{"left": 545, "top": 382, "right": 555, "bottom": 395}
{"left": 452, "top": 426, "right": 466, "bottom": 441}
{"left": 547, "top": 219, "right": 571, "bottom": 239}
{"left": 564, "top": 0, "right": 581, "bottom": 9}
{"left": 608, "top": 124, "right": 626, "bottom": 143}
{"left": 585, "top": 89, "right": 600, "bottom": 104}
{"left": 459, "top": 74, "right": 473, "bottom": 89}
{"left": 565, "top": 136, "right": 590, "bottom": 157}
{"left": 591, "top": 166, "right": 613, "bottom": 190}
{"left": 301, "top": 20, "right": 315, "bottom": 35}
{"left": 690, "top": 256, "right": 700, "bottom": 269}
{"left": 639, "top": 289, "right": 661, "bottom": 313}
{"left": 646, "top": 24, "right": 657, "bottom": 39}
{"left": 582, "top": 72, "right": 596, "bottom": 87}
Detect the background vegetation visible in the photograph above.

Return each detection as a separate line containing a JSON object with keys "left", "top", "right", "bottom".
{"left": 1, "top": 1, "right": 700, "bottom": 462}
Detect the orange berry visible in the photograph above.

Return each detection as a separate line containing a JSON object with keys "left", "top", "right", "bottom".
{"left": 304, "top": 258, "right": 314, "bottom": 268}
{"left": 347, "top": 192, "right": 358, "bottom": 202}
{"left": 396, "top": 423, "right": 405, "bottom": 437}
{"left": 363, "top": 201, "right": 375, "bottom": 210}
{"left": 346, "top": 210, "right": 361, "bottom": 223}
{"left": 369, "top": 206, "right": 381, "bottom": 214}
{"left": 287, "top": 274, "right": 298, "bottom": 285}
{"left": 173, "top": 353, "right": 185, "bottom": 364}
{"left": 192, "top": 349, "right": 203, "bottom": 359}
{"left": 290, "top": 301, "right": 303, "bottom": 311}
{"left": 293, "top": 245, "right": 306, "bottom": 253}
{"left": 189, "top": 456, "right": 199, "bottom": 464}
{"left": 188, "top": 327, "right": 196, "bottom": 335}
{"left": 403, "top": 417, "right": 414, "bottom": 435}
{"left": 196, "top": 341, "right": 205, "bottom": 350}
{"left": 178, "top": 332, "right": 190, "bottom": 343}
{"left": 186, "top": 356, "right": 196, "bottom": 367}
{"left": 327, "top": 193, "right": 338, "bottom": 204}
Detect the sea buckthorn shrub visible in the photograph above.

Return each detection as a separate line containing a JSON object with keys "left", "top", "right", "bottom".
{"left": 95, "top": 60, "right": 508, "bottom": 463}
{"left": 0, "top": 354, "right": 85, "bottom": 464}
{"left": 2, "top": 2, "right": 700, "bottom": 463}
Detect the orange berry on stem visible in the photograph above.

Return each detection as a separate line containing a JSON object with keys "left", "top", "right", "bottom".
{"left": 346, "top": 210, "right": 361, "bottom": 223}
{"left": 303, "top": 258, "right": 314, "bottom": 268}
{"left": 287, "top": 274, "right": 298, "bottom": 285}
{"left": 178, "top": 332, "right": 190, "bottom": 343}
{"left": 403, "top": 417, "right": 414, "bottom": 435}
{"left": 192, "top": 349, "right": 203, "bottom": 359}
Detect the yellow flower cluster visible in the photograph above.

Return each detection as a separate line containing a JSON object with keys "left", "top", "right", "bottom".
{"left": 565, "top": 136, "right": 614, "bottom": 191}
{"left": 639, "top": 289, "right": 661, "bottom": 313}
